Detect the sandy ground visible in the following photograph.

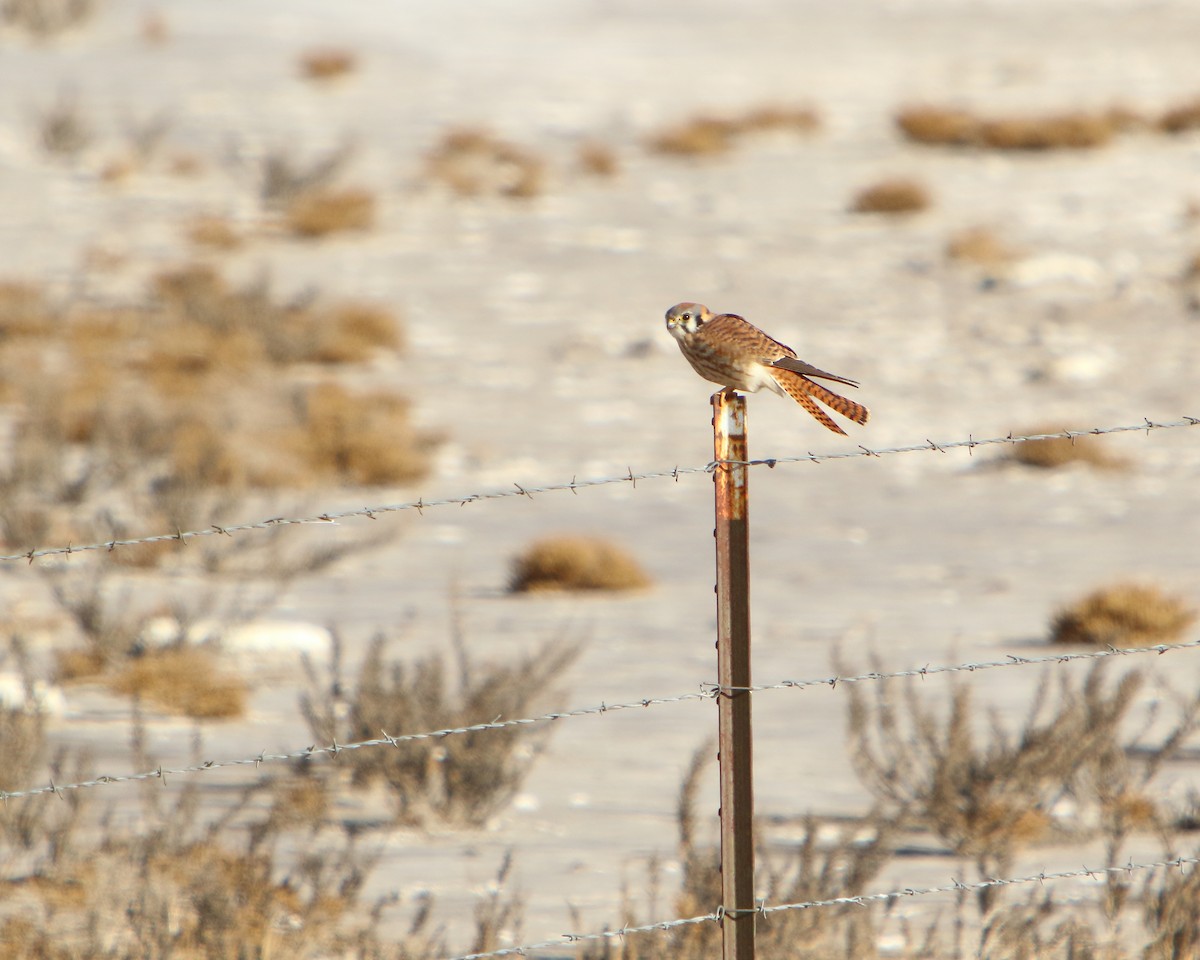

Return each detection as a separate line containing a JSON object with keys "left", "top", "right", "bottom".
{"left": 3, "top": 0, "right": 1200, "bottom": 954}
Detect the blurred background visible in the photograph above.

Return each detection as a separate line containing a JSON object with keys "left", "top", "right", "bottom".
{"left": 1, "top": 0, "right": 1199, "bottom": 956}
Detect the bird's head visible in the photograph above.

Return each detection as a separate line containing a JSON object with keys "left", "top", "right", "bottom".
{"left": 664, "top": 302, "right": 709, "bottom": 340}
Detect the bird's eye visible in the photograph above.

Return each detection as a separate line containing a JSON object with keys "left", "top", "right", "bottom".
{"left": 681, "top": 313, "right": 691, "bottom": 321}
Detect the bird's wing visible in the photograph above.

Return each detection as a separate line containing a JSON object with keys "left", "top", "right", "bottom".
{"left": 769, "top": 355, "right": 861, "bottom": 389}
{"left": 706, "top": 313, "right": 796, "bottom": 357}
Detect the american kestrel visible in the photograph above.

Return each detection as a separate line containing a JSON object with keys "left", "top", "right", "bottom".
{"left": 664, "top": 302, "right": 869, "bottom": 435}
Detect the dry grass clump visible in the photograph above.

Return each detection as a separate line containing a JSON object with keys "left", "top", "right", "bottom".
{"left": 301, "top": 630, "right": 582, "bottom": 826}
{"left": 108, "top": 647, "right": 247, "bottom": 719}
{"left": 291, "top": 382, "right": 439, "bottom": 486}
{"left": 846, "top": 661, "right": 1191, "bottom": 880}
{"left": 577, "top": 140, "right": 620, "bottom": 177}
{"left": 37, "top": 94, "right": 92, "bottom": 156}
{"left": 1050, "top": 582, "right": 1196, "bottom": 648}
{"left": 425, "top": 128, "right": 545, "bottom": 198}
{"left": 298, "top": 46, "right": 357, "bottom": 81}
{"left": 736, "top": 103, "right": 822, "bottom": 133}
{"left": 647, "top": 104, "right": 821, "bottom": 157}
{"left": 285, "top": 186, "right": 375, "bottom": 237}
{"left": 1158, "top": 95, "right": 1200, "bottom": 134}
{"left": 260, "top": 142, "right": 354, "bottom": 208}
{"left": 0, "top": 264, "right": 429, "bottom": 568}
{"left": 308, "top": 301, "right": 403, "bottom": 362}
{"left": 850, "top": 177, "right": 931, "bottom": 215}
{"left": 0, "top": 281, "right": 55, "bottom": 337}
{"left": 648, "top": 116, "right": 741, "bottom": 156}
{"left": 509, "top": 536, "right": 652, "bottom": 593}
{"left": 945, "top": 225, "right": 1020, "bottom": 267}
{"left": 185, "top": 215, "right": 243, "bottom": 251}
{"left": 2, "top": 0, "right": 96, "bottom": 36}
{"left": 895, "top": 104, "right": 980, "bottom": 146}
{"left": 896, "top": 103, "right": 1117, "bottom": 150}
{"left": 1007, "top": 425, "right": 1126, "bottom": 470}
{"left": 978, "top": 112, "right": 1115, "bottom": 150}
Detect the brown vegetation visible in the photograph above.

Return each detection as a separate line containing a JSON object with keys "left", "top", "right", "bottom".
{"left": 945, "top": 225, "right": 1020, "bottom": 267}
{"left": 0, "top": 265, "right": 430, "bottom": 572}
{"left": 108, "top": 647, "right": 247, "bottom": 719}
{"left": 1050, "top": 582, "right": 1196, "bottom": 648}
{"left": 301, "top": 629, "right": 582, "bottom": 826}
{"left": 285, "top": 186, "right": 375, "bottom": 237}
{"left": 298, "top": 46, "right": 357, "bottom": 81}
{"left": 509, "top": 535, "right": 652, "bottom": 593}
{"left": 425, "top": 127, "right": 545, "bottom": 198}
{"left": 2, "top": 0, "right": 96, "bottom": 36}
{"left": 577, "top": 140, "right": 620, "bottom": 177}
{"left": 1158, "top": 95, "right": 1200, "bottom": 133}
{"left": 185, "top": 215, "right": 243, "bottom": 251}
{"left": 1007, "top": 425, "right": 1126, "bottom": 470}
{"left": 37, "top": 94, "right": 92, "bottom": 157}
{"left": 896, "top": 104, "right": 1119, "bottom": 150}
{"left": 290, "top": 382, "right": 439, "bottom": 486}
{"left": 850, "top": 177, "right": 931, "bottom": 214}
{"left": 647, "top": 103, "right": 820, "bottom": 157}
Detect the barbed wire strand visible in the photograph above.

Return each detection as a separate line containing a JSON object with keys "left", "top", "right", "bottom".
{"left": 4, "top": 417, "right": 1195, "bottom": 564}
{"left": 5, "top": 638, "right": 1198, "bottom": 804}
{"left": 445, "top": 855, "right": 1200, "bottom": 960}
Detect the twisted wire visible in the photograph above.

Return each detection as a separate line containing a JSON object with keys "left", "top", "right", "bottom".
{"left": 3, "top": 417, "right": 1195, "bottom": 563}
{"left": 5, "top": 638, "right": 1197, "bottom": 803}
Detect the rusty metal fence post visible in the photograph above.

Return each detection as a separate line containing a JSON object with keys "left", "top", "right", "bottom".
{"left": 712, "top": 389, "right": 755, "bottom": 960}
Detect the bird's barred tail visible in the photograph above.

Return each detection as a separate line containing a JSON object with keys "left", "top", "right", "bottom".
{"left": 773, "top": 370, "right": 870, "bottom": 436}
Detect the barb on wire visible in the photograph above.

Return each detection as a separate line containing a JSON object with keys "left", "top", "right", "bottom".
{"left": 3, "top": 417, "right": 1195, "bottom": 563}
{"left": 3, "top": 639, "right": 1197, "bottom": 805}
{"left": 445, "top": 856, "right": 1200, "bottom": 960}
{"left": 712, "top": 637, "right": 1200, "bottom": 697}
{"left": 0, "top": 688, "right": 715, "bottom": 803}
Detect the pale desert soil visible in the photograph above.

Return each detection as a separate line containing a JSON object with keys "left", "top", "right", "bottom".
{"left": 2, "top": 0, "right": 1199, "bottom": 953}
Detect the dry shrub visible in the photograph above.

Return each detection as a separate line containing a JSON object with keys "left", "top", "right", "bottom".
{"left": 185, "top": 215, "right": 242, "bottom": 251}
{"left": 293, "top": 382, "right": 439, "bottom": 486}
{"left": 847, "top": 662, "right": 1157, "bottom": 876}
{"left": 589, "top": 744, "right": 896, "bottom": 960}
{"left": 647, "top": 104, "right": 820, "bottom": 157}
{"left": 577, "top": 140, "right": 619, "bottom": 177}
{"left": 0, "top": 281, "right": 55, "bottom": 337}
{"left": 896, "top": 103, "right": 1116, "bottom": 150}
{"left": 978, "top": 112, "right": 1114, "bottom": 150}
{"left": 1007, "top": 425, "right": 1126, "bottom": 470}
{"left": 306, "top": 301, "right": 403, "bottom": 362}
{"left": 850, "top": 177, "right": 931, "bottom": 214}
{"left": 108, "top": 647, "right": 247, "bottom": 719}
{"left": 1051, "top": 582, "right": 1196, "bottom": 648}
{"left": 647, "top": 116, "right": 740, "bottom": 156}
{"left": 509, "top": 535, "right": 651, "bottom": 593}
{"left": 945, "top": 226, "right": 1020, "bottom": 267}
{"left": 261, "top": 142, "right": 354, "bottom": 208}
{"left": 0, "top": 767, "right": 395, "bottom": 959}
{"left": 425, "top": 128, "right": 545, "bottom": 198}
{"left": 286, "top": 186, "right": 375, "bottom": 237}
{"left": 37, "top": 94, "right": 92, "bottom": 156}
{"left": 1158, "top": 95, "right": 1200, "bottom": 134}
{"left": 301, "top": 630, "right": 582, "bottom": 826}
{"left": 895, "top": 104, "right": 980, "bottom": 146}
{"left": 2, "top": 0, "right": 95, "bottom": 36}
{"left": 1142, "top": 860, "right": 1200, "bottom": 959}
{"left": 298, "top": 46, "right": 357, "bottom": 81}
{"left": 736, "top": 103, "right": 821, "bottom": 133}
